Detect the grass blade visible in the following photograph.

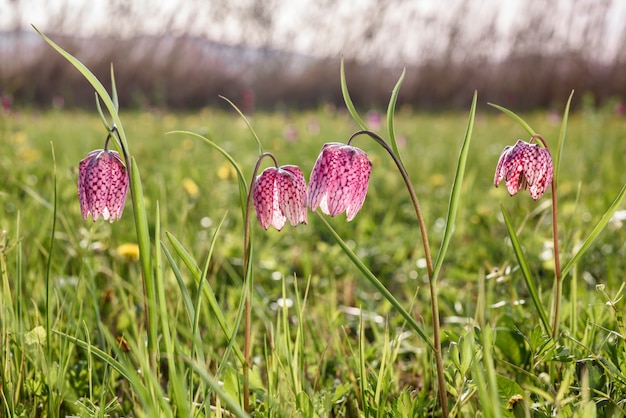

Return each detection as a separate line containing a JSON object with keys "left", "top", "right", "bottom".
{"left": 154, "top": 205, "right": 190, "bottom": 416}
{"left": 130, "top": 157, "right": 158, "bottom": 357}
{"left": 165, "top": 231, "right": 245, "bottom": 364}
{"left": 340, "top": 57, "right": 367, "bottom": 130}
{"left": 501, "top": 205, "right": 551, "bottom": 335}
{"left": 168, "top": 130, "right": 248, "bottom": 217}
{"left": 387, "top": 68, "right": 406, "bottom": 160}
{"left": 185, "top": 358, "right": 250, "bottom": 418}
{"left": 316, "top": 214, "right": 434, "bottom": 350}
{"left": 488, "top": 103, "right": 536, "bottom": 137}
{"left": 561, "top": 184, "right": 626, "bottom": 278}
{"left": 432, "top": 91, "right": 477, "bottom": 281}
{"left": 220, "top": 95, "right": 264, "bottom": 155}
{"left": 33, "top": 26, "right": 127, "bottom": 149}
{"left": 161, "top": 244, "right": 195, "bottom": 326}
{"left": 554, "top": 90, "right": 574, "bottom": 183}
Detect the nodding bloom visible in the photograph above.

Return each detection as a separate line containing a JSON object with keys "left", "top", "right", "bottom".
{"left": 78, "top": 149, "right": 129, "bottom": 222}
{"left": 252, "top": 165, "right": 307, "bottom": 231}
{"left": 308, "top": 142, "right": 372, "bottom": 221}
{"left": 494, "top": 139, "right": 553, "bottom": 200}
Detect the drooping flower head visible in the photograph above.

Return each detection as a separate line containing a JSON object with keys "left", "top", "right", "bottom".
{"left": 78, "top": 149, "right": 129, "bottom": 222}
{"left": 308, "top": 142, "right": 372, "bottom": 221}
{"left": 494, "top": 139, "right": 553, "bottom": 200}
{"left": 252, "top": 165, "right": 308, "bottom": 231}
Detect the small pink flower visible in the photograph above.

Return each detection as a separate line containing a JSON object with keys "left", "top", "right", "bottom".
{"left": 494, "top": 139, "right": 553, "bottom": 200}
{"left": 78, "top": 149, "right": 129, "bottom": 222}
{"left": 308, "top": 142, "right": 372, "bottom": 221}
{"left": 252, "top": 165, "right": 307, "bottom": 230}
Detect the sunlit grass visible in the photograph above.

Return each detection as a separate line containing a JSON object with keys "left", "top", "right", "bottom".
{"left": 1, "top": 102, "right": 625, "bottom": 416}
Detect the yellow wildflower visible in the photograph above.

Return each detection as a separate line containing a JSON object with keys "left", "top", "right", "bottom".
{"left": 182, "top": 178, "right": 200, "bottom": 198}
{"left": 115, "top": 243, "right": 140, "bottom": 262}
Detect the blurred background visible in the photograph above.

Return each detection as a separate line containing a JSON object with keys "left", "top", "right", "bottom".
{"left": 1, "top": 0, "right": 626, "bottom": 111}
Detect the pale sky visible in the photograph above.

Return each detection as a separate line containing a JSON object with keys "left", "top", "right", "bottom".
{"left": 1, "top": 0, "right": 625, "bottom": 64}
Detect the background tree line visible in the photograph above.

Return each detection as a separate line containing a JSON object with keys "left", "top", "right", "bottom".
{"left": 1, "top": 0, "right": 625, "bottom": 111}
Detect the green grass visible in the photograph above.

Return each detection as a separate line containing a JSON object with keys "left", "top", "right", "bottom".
{"left": 1, "top": 100, "right": 626, "bottom": 417}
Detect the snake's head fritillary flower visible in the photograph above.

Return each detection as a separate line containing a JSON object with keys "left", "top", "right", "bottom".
{"left": 308, "top": 142, "right": 372, "bottom": 221}
{"left": 494, "top": 139, "right": 553, "bottom": 200}
{"left": 78, "top": 149, "right": 129, "bottom": 222}
{"left": 252, "top": 165, "right": 308, "bottom": 231}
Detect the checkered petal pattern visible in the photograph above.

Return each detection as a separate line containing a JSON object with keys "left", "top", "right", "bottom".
{"left": 308, "top": 142, "right": 372, "bottom": 221}
{"left": 494, "top": 140, "right": 553, "bottom": 200}
{"left": 252, "top": 165, "right": 308, "bottom": 231}
{"left": 78, "top": 149, "right": 129, "bottom": 222}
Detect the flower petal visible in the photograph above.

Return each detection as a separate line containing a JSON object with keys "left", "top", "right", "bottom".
{"left": 277, "top": 165, "right": 307, "bottom": 226}
{"left": 307, "top": 142, "right": 371, "bottom": 221}
{"left": 78, "top": 149, "right": 128, "bottom": 222}
{"left": 253, "top": 167, "right": 280, "bottom": 230}
{"left": 494, "top": 139, "right": 553, "bottom": 200}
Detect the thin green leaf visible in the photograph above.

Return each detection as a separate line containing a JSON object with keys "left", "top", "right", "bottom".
{"left": 130, "top": 157, "right": 157, "bottom": 355}
{"left": 53, "top": 330, "right": 136, "bottom": 389}
{"left": 33, "top": 26, "right": 128, "bottom": 152}
{"left": 110, "top": 64, "right": 119, "bottom": 112}
{"left": 154, "top": 205, "right": 189, "bottom": 416}
{"left": 340, "top": 57, "right": 367, "bottom": 130}
{"left": 316, "top": 214, "right": 434, "bottom": 350}
{"left": 185, "top": 358, "right": 250, "bottom": 418}
{"left": 488, "top": 103, "right": 536, "bottom": 138}
{"left": 161, "top": 243, "right": 195, "bottom": 326}
{"left": 94, "top": 94, "right": 112, "bottom": 132}
{"left": 501, "top": 205, "right": 551, "bottom": 335}
{"left": 433, "top": 91, "right": 477, "bottom": 281}
{"left": 193, "top": 214, "right": 228, "bottom": 364}
{"left": 562, "top": 184, "right": 626, "bottom": 278}
{"left": 387, "top": 68, "right": 406, "bottom": 160}
{"left": 554, "top": 90, "right": 574, "bottom": 183}
{"left": 481, "top": 325, "right": 503, "bottom": 418}
{"left": 165, "top": 231, "right": 245, "bottom": 364}
{"left": 220, "top": 95, "right": 264, "bottom": 155}
{"left": 168, "top": 130, "right": 248, "bottom": 218}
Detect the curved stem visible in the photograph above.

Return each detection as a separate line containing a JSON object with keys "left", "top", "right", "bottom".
{"left": 348, "top": 130, "right": 447, "bottom": 417}
{"left": 530, "top": 134, "right": 562, "bottom": 339}
{"left": 242, "top": 152, "right": 277, "bottom": 413}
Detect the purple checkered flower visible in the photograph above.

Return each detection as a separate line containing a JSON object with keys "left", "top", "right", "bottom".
{"left": 494, "top": 139, "right": 553, "bottom": 200}
{"left": 78, "top": 149, "right": 129, "bottom": 222}
{"left": 252, "top": 165, "right": 307, "bottom": 231}
{"left": 308, "top": 142, "right": 372, "bottom": 221}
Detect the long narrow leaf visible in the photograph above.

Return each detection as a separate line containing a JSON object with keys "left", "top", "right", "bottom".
{"left": 561, "top": 184, "right": 626, "bottom": 278}
{"left": 161, "top": 244, "right": 195, "bottom": 326}
{"left": 501, "top": 205, "right": 551, "bottom": 335}
{"left": 154, "top": 205, "right": 189, "bottom": 416}
{"left": 185, "top": 358, "right": 250, "bottom": 418}
{"left": 554, "top": 90, "right": 574, "bottom": 183}
{"left": 219, "top": 95, "right": 264, "bottom": 155}
{"left": 387, "top": 68, "right": 406, "bottom": 160}
{"left": 192, "top": 214, "right": 228, "bottom": 364}
{"left": 130, "top": 158, "right": 158, "bottom": 355}
{"left": 432, "top": 91, "right": 477, "bottom": 281}
{"left": 340, "top": 57, "right": 367, "bottom": 129}
{"left": 53, "top": 330, "right": 136, "bottom": 390}
{"left": 488, "top": 103, "right": 536, "bottom": 137}
{"left": 317, "top": 214, "right": 434, "bottom": 350}
{"left": 34, "top": 27, "right": 128, "bottom": 151}
{"left": 168, "top": 130, "right": 248, "bottom": 217}
{"left": 165, "top": 231, "right": 245, "bottom": 364}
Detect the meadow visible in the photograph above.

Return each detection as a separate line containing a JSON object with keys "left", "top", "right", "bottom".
{"left": 1, "top": 78, "right": 626, "bottom": 417}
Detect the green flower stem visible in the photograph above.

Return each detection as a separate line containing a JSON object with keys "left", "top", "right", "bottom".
{"left": 530, "top": 134, "right": 562, "bottom": 339}
{"left": 242, "top": 152, "right": 277, "bottom": 413}
{"left": 348, "top": 130, "right": 447, "bottom": 417}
